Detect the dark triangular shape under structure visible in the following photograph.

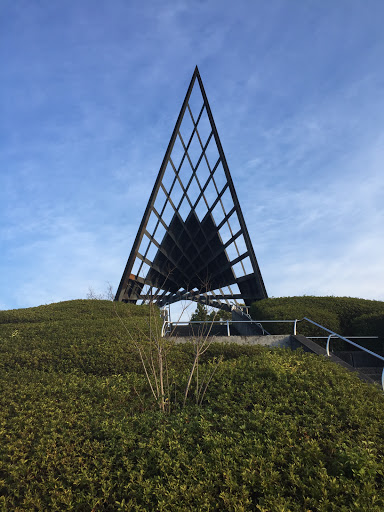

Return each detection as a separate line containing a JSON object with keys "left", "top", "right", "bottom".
{"left": 115, "top": 67, "right": 267, "bottom": 311}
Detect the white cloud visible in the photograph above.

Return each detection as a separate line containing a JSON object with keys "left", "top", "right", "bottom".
{"left": 1, "top": 211, "right": 137, "bottom": 309}
{"left": 1, "top": 0, "right": 384, "bottom": 311}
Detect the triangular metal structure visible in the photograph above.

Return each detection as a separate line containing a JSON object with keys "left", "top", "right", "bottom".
{"left": 115, "top": 66, "right": 267, "bottom": 311}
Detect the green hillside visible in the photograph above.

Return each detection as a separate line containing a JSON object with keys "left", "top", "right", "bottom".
{"left": 1, "top": 299, "right": 384, "bottom": 511}
{"left": 250, "top": 296, "right": 384, "bottom": 338}
{"left": 0, "top": 300, "right": 161, "bottom": 375}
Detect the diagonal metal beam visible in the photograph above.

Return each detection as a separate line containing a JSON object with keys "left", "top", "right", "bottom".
{"left": 115, "top": 67, "right": 267, "bottom": 308}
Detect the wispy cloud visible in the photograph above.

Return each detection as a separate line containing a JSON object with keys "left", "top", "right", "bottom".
{"left": 1, "top": 0, "right": 384, "bottom": 310}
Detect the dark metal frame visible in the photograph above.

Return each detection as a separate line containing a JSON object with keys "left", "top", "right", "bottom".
{"left": 115, "top": 66, "right": 267, "bottom": 310}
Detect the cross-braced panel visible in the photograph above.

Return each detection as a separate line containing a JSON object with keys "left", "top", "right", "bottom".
{"left": 115, "top": 67, "right": 267, "bottom": 311}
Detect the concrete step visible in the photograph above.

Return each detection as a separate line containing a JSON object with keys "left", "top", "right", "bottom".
{"left": 291, "top": 335, "right": 379, "bottom": 386}
{"left": 358, "top": 366, "right": 384, "bottom": 374}
{"left": 333, "top": 350, "right": 383, "bottom": 368}
{"left": 356, "top": 367, "right": 383, "bottom": 382}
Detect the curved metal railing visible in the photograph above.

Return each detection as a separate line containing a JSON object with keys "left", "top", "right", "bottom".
{"left": 162, "top": 319, "right": 298, "bottom": 337}
{"left": 299, "top": 317, "right": 384, "bottom": 390}
{"left": 161, "top": 315, "right": 383, "bottom": 390}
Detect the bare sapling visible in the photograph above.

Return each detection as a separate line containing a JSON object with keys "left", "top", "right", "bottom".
{"left": 113, "top": 273, "right": 192, "bottom": 413}
{"left": 113, "top": 274, "right": 225, "bottom": 412}
{"left": 183, "top": 301, "right": 224, "bottom": 407}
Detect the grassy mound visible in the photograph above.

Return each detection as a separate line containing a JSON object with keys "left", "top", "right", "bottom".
{"left": 0, "top": 300, "right": 161, "bottom": 375}
{"left": 250, "top": 296, "right": 384, "bottom": 338}
{"left": 1, "top": 300, "right": 384, "bottom": 511}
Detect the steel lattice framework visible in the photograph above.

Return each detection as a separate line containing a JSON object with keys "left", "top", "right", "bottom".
{"left": 115, "top": 67, "right": 267, "bottom": 311}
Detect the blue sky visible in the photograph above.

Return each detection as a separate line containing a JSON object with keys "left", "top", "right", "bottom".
{"left": 1, "top": 0, "right": 384, "bottom": 311}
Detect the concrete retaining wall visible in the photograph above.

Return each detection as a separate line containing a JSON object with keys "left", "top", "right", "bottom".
{"left": 171, "top": 334, "right": 292, "bottom": 348}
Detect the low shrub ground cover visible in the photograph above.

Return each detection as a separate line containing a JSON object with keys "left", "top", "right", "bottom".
{"left": 1, "top": 300, "right": 384, "bottom": 511}
{"left": 0, "top": 301, "right": 158, "bottom": 375}
{"left": 250, "top": 296, "right": 384, "bottom": 340}
{"left": 351, "top": 312, "right": 384, "bottom": 338}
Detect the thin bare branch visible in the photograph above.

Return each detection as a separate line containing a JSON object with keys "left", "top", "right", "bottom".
{"left": 198, "top": 355, "right": 223, "bottom": 406}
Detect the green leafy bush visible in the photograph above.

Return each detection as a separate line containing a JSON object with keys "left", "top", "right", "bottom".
{"left": 1, "top": 299, "right": 384, "bottom": 511}
{"left": 250, "top": 296, "right": 384, "bottom": 337}
{"left": 0, "top": 300, "right": 161, "bottom": 375}
{"left": 351, "top": 311, "right": 384, "bottom": 337}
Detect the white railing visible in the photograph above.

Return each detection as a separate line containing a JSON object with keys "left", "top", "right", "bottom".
{"left": 161, "top": 319, "right": 299, "bottom": 337}
{"left": 161, "top": 315, "right": 384, "bottom": 390}
{"left": 299, "top": 317, "right": 384, "bottom": 389}
{"left": 232, "top": 305, "right": 252, "bottom": 320}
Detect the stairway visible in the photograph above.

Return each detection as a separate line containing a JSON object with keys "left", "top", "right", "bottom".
{"left": 291, "top": 335, "right": 383, "bottom": 387}
{"left": 356, "top": 367, "right": 383, "bottom": 383}
{"left": 333, "top": 350, "right": 384, "bottom": 383}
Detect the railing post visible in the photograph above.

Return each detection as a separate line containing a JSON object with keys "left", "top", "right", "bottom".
{"left": 227, "top": 320, "right": 230, "bottom": 336}
{"left": 293, "top": 320, "right": 297, "bottom": 336}
{"left": 326, "top": 334, "right": 333, "bottom": 357}
{"left": 381, "top": 368, "right": 384, "bottom": 392}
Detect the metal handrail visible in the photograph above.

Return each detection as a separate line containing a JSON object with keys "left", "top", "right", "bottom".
{"left": 307, "top": 336, "right": 379, "bottom": 339}
{"left": 162, "top": 319, "right": 299, "bottom": 337}
{"left": 161, "top": 315, "right": 384, "bottom": 390}
{"left": 300, "top": 317, "right": 384, "bottom": 360}
{"left": 299, "top": 317, "right": 384, "bottom": 390}
{"left": 167, "top": 320, "right": 296, "bottom": 324}
{"left": 232, "top": 306, "right": 252, "bottom": 320}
